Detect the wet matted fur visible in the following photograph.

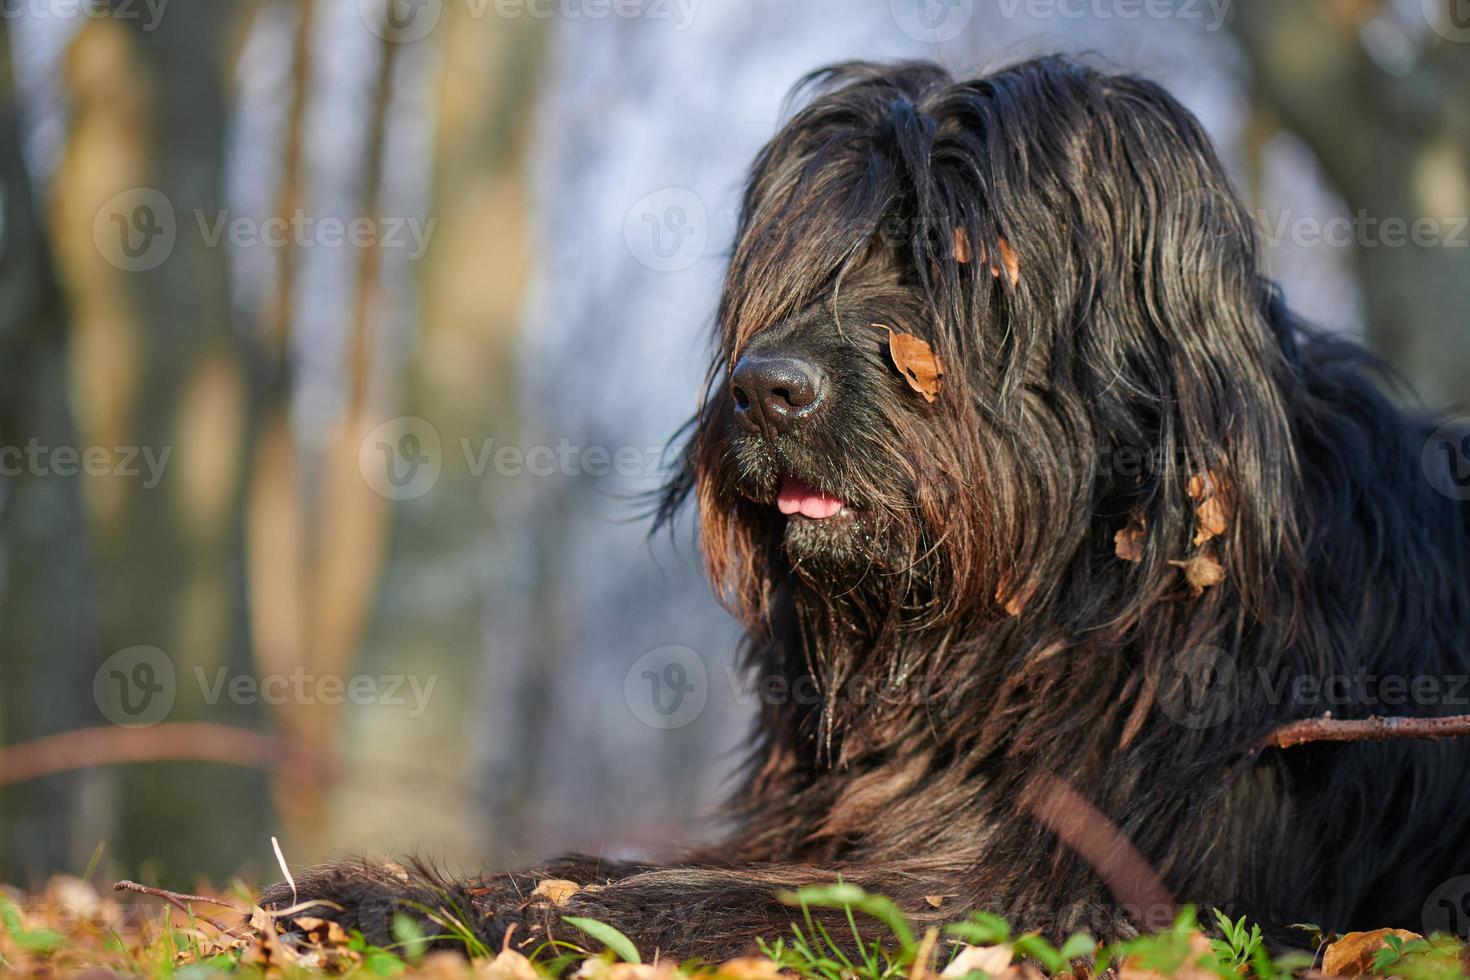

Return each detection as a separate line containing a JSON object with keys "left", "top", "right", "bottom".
{"left": 262, "top": 56, "right": 1470, "bottom": 959}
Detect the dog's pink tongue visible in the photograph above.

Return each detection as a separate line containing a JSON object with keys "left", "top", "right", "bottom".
{"left": 777, "top": 476, "right": 846, "bottom": 519}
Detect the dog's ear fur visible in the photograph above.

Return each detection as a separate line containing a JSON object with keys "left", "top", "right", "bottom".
{"left": 1031, "top": 69, "right": 1307, "bottom": 618}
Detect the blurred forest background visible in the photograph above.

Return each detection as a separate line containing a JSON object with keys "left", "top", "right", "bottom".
{"left": 0, "top": 0, "right": 1466, "bottom": 889}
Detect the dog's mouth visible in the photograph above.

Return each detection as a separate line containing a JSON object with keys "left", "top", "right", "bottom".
{"left": 766, "top": 471, "right": 879, "bottom": 572}
{"left": 776, "top": 474, "right": 853, "bottom": 521}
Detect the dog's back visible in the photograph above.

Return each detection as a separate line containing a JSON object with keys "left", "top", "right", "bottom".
{"left": 1256, "top": 325, "right": 1470, "bottom": 931}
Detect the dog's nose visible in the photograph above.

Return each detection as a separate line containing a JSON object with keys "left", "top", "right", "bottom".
{"left": 731, "top": 354, "right": 825, "bottom": 436}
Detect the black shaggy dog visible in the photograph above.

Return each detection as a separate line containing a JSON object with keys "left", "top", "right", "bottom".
{"left": 264, "top": 57, "right": 1470, "bottom": 958}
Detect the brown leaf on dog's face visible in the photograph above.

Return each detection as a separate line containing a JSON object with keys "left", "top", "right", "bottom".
{"left": 952, "top": 226, "right": 973, "bottom": 264}
{"left": 992, "top": 238, "right": 1020, "bottom": 286}
{"left": 1187, "top": 471, "right": 1232, "bottom": 546}
{"left": 995, "top": 572, "right": 1027, "bottom": 617}
{"left": 1114, "top": 511, "right": 1147, "bottom": 563}
{"left": 1169, "top": 554, "right": 1224, "bottom": 596}
{"left": 971, "top": 235, "right": 1021, "bottom": 286}
{"left": 878, "top": 325, "right": 945, "bottom": 402}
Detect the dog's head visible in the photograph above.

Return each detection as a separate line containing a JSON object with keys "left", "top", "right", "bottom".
{"left": 661, "top": 57, "right": 1300, "bottom": 637}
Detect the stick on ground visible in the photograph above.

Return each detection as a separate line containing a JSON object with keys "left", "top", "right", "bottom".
{"left": 114, "top": 880, "right": 249, "bottom": 937}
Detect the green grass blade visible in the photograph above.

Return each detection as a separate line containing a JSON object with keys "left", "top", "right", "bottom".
{"left": 563, "top": 916, "right": 642, "bottom": 964}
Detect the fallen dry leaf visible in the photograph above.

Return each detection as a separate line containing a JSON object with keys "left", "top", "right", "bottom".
{"left": 952, "top": 227, "right": 973, "bottom": 264}
{"left": 991, "top": 238, "right": 1021, "bottom": 286}
{"left": 878, "top": 325, "right": 945, "bottom": 403}
{"left": 419, "top": 950, "right": 474, "bottom": 977}
{"left": 575, "top": 962, "right": 682, "bottom": 980}
{"left": 1169, "top": 554, "right": 1225, "bottom": 596}
{"left": 1193, "top": 497, "right": 1229, "bottom": 546}
{"left": 291, "top": 915, "right": 350, "bottom": 946}
{"left": 953, "top": 228, "right": 1020, "bottom": 286}
{"left": 485, "top": 947, "right": 542, "bottom": 980}
{"left": 1119, "top": 931, "right": 1217, "bottom": 980}
{"left": 995, "top": 575, "right": 1027, "bottom": 617}
{"left": 532, "top": 878, "right": 582, "bottom": 906}
{"left": 1115, "top": 512, "right": 1148, "bottom": 563}
{"left": 240, "top": 930, "right": 301, "bottom": 971}
{"left": 248, "top": 904, "right": 275, "bottom": 934}
{"left": 174, "top": 929, "right": 250, "bottom": 968}
{"left": 909, "top": 927, "right": 940, "bottom": 980}
{"left": 924, "top": 895, "right": 946, "bottom": 908}
{"left": 942, "top": 944, "right": 1014, "bottom": 978}
{"left": 1187, "top": 472, "right": 1232, "bottom": 546}
{"left": 1322, "top": 928, "right": 1423, "bottom": 977}
{"left": 709, "top": 957, "right": 787, "bottom": 980}
{"left": 1006, "top": 969, "right": 1048, "bottom": 980}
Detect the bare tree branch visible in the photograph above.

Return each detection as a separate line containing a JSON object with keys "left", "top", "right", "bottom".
{"left": 1265, "top": 714, "right": 1470, "bottom": 749}
{"left": 0, "top": 723, "right": 334, "bottom": 786}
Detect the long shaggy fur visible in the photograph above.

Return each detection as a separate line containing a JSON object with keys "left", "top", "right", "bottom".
{"left": 263, "top": 56, "right": 1470, "bottom": 959}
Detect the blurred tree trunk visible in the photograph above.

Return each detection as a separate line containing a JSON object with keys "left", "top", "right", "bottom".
{"left": 244, "top": 0, "right": 318, "bottom": 850}
{"left": 0, "top": 18, "right": 99, "bottom": 880}
{"left": 101, "top": 0, "right": 271, "bottom": 882}
{"left": 264, "top": 5, "right": 402, "bottom": 851}
{"left": 1232, "top": 0, "right": 1470, "bottom": 410}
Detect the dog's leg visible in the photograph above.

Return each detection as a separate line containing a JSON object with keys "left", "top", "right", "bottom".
{"left": 259, "top": 857, "right": 978, "bottom": 962}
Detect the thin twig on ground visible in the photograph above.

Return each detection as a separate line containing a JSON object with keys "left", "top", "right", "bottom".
{"left": 114, "top": 880, "right": 249, "bottom": 937}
